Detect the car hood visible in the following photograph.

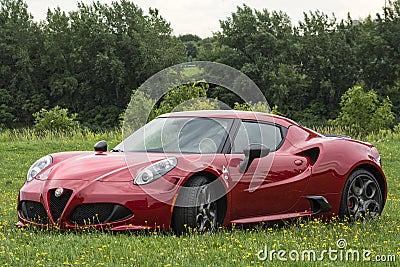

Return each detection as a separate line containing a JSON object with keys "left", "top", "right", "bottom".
{"left": 39, "top": 152, "right": 169, "bottom": 182}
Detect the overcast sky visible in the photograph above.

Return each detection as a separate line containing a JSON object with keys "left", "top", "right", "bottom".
{"left": 25, "top": 0, "right": 386, "bottom": 37}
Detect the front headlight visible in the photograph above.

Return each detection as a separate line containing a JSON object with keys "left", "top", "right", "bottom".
{"left": 134, "top": 158, "right": 177, "bottom": 185}
{"left": 26, "top": 155, "right": 53, "bottom": 182}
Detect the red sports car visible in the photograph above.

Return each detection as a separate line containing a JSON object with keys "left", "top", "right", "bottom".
{"left": 17, "top": 110, "right": 387, "bottom": 234}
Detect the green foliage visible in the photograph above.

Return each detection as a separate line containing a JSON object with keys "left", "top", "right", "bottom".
{"left": 0, "top": 0, "right": 45, "bottom": 126}
{"left": 330, "top": 85, "right": 395, "bottom": 137}
{"left": 233, "top": 101, "right": 271, "bottom": 113}
{"left": 177, "top": 98, "right": 220, "bottom": 112}
{"left": 0, "top": 89, "right": 15, "bottom": 127}
{"left": 121, "top": 90, "right": 157, "bottom": 133}
{"left": 251, "top": 102, "right": 271, "bottom": 114}
{"left": 394, "top": 122, "right": 400, "bottom": 134}
{"left": 205, "top": 3, "right": 400, "bottom": 124}
{"left": 270, "top": 105, "right": 284, "bottom": 116}
{"left": 121, "top": 82, "right": 220, "bottom": 133}
{"left": 179, "top": 34, "right": 202, "bottom": 60}
{"left": 154, "top": 82, "right": 210, "bottom": 115}
{"left": 33, "top": 106, "right": 79, "bottom": 133}
{"left": 233, "top": 102, "right": 251, "bottom": 111}
{"left": 269, "top": 64, "right": 311, "bottom": 117}
{"left": 0, "top": 0, "right": 185, "bottom": 129}
{"left": 2, "top": 1, "right": 400, "bottom": 129}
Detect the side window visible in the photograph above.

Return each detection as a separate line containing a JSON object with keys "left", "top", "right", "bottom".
{"left": 231, "top": 121, "right": 283, "bottom": 154}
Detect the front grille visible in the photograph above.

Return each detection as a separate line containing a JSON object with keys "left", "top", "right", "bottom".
{"left": 69, "top": 204, "right": 133, "bottom": 225}
{"left": 49, "top": 189, "right": 73, "bottom": 222}
{"left": 20, "top": 201, "right": 49, "bottom": 224}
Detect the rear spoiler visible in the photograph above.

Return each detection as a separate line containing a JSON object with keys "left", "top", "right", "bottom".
{"left": 323, "top": 134, "right": 352, "bottom": 139}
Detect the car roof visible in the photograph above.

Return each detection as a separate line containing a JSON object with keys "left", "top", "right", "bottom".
{"left": 158, "top": 110, "right": 298, "bottom": 128}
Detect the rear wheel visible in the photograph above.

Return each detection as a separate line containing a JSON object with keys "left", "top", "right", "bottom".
{"left": 172, "top": 176, "right": 218, "bottom": 235}
{"left": 339, "top": 169, "right": 383, "bottom": 221}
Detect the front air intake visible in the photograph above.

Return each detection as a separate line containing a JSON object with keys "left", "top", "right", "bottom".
{"left": 69, "top": 203, "right": 133, "bottom": 225}
{"left": 49, "top": 189, "right": 73, "bottom": 222}
{"left": 19, "top": 201, "right": 49, "bottom": 224}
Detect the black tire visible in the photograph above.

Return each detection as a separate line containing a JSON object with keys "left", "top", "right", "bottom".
{"left": 172, "top": 176, "right": 218, "bottom": 235}
{"left": 339, "top": 169, "right": 383, "bottom": 221}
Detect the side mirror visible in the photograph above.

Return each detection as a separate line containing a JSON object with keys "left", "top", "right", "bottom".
{"left": 94, "top": 140, "right": 107, "bottom": 152}
{"left": 239, "top": 144, "right": 270, "bottom": 173}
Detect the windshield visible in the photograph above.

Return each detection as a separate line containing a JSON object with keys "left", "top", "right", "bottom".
{"left": 115, "top": 117, "right": 232, "bottom": 153}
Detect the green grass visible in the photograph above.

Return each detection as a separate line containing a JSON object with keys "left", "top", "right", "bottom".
{"left": 0, "top": 131, "right": 399, "bottom": 266}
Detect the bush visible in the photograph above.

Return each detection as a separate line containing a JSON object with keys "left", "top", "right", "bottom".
{"left": 330, "top": 85, "right": 395, "bottom": 137}
{"left": 120, "top": 91, "right": 157, "bottom": 134}
{"left": 233, "top": 101, "right": 273, "bottom": 113}
{"left": 121, "top": 83, "right": 220, "bottom": 134}
{"left": 176, "top": 98, "right": 220, "bottom": 111}
{"left": 155, "top": 82, "right": 210, "bottom": 115}
{"left": 33, "top": 106, "right": 79, "bottom": 133}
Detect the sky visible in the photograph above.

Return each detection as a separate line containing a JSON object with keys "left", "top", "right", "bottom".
{"left": 25, "top": 0, "right": 386, "bottom": 38}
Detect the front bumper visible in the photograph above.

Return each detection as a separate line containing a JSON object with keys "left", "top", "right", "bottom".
{"left": 17, "top": 178, "right": 176, "bottom": 230}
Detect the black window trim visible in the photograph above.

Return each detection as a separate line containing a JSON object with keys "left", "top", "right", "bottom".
{"left": 215, "top": 118, "right": 235, "bottom": 154}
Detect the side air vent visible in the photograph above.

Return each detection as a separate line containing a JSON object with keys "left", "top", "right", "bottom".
{"left": 302, "top": 147, "right": 320, "bottom": 165}
{"left": 306, "top": 196, "right": 331, "bottom": 214}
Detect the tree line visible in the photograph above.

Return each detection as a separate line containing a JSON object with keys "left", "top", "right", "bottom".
{"left": 1, "top": 0, "right": 399, "bottom": 129}
{"left": 0, "top": 0, "right": 185, "bottom": 130}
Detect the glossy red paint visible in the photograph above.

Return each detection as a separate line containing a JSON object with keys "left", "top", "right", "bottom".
{"left": 17, "top": 110, "right": 387, "bottom": 231}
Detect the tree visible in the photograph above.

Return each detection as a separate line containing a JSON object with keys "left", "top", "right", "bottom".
{"left": 209, "top": 4, "right": 400, "bottom": 125}
{"left": 330, "top": 85, "right": 395, "bottom": 137}
{"left": 214, "top": 5, "right": 327, "bottom": 122}
{"left": 0, "top": 0, "right": 186, "bottom": 129}
{"left": 0, "top": 0, "right": 45, "bottom": 126}
{"left": 371, "top": 1, "right": 400, "bottom": 123}
{"left": 179, "top": 34, "right": 202, "bottom": 60}
{"left": 294, "top": 12, "right": 361, "bottom": 120}
{"left": 40, "top": 1, "right": 186, "bottom": 129}
{"left": 3, "top": 1, "right": 400, "bottom": 129}
{"left": 217, "top": 4, "right": 295, "bottom": 81}
{"left": 0, "top": 88, "right": 15, "bottom": 127}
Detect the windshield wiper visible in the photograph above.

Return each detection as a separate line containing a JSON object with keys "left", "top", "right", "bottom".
{"left": 111, "top": 148, "right": 123, "bottom": 152}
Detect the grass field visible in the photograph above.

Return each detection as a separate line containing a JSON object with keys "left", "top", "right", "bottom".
{"left": 0, "top": 130, "right": 399, "bottom": 266}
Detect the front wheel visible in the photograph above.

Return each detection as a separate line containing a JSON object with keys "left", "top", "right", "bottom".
{"left": 172, "top": 176, "right": 218, "bottom": 235}
{"left": 339, "top": 169, "right": 383, "bottom": 221}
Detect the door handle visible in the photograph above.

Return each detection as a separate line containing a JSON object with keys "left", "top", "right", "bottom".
{"left": 294, "top": 159, "right": 304, "bottom": 166}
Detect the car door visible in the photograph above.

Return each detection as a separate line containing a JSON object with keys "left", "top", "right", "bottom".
{"left": 226, "top": 120, "right": 311, "bottom": 220}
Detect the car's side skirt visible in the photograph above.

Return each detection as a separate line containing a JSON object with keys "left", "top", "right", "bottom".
{"left": 229, "top": 195, "right": 331, "bottom": 224}
{"left": 230, "top": 211, "right": 313, "bottom": 224}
